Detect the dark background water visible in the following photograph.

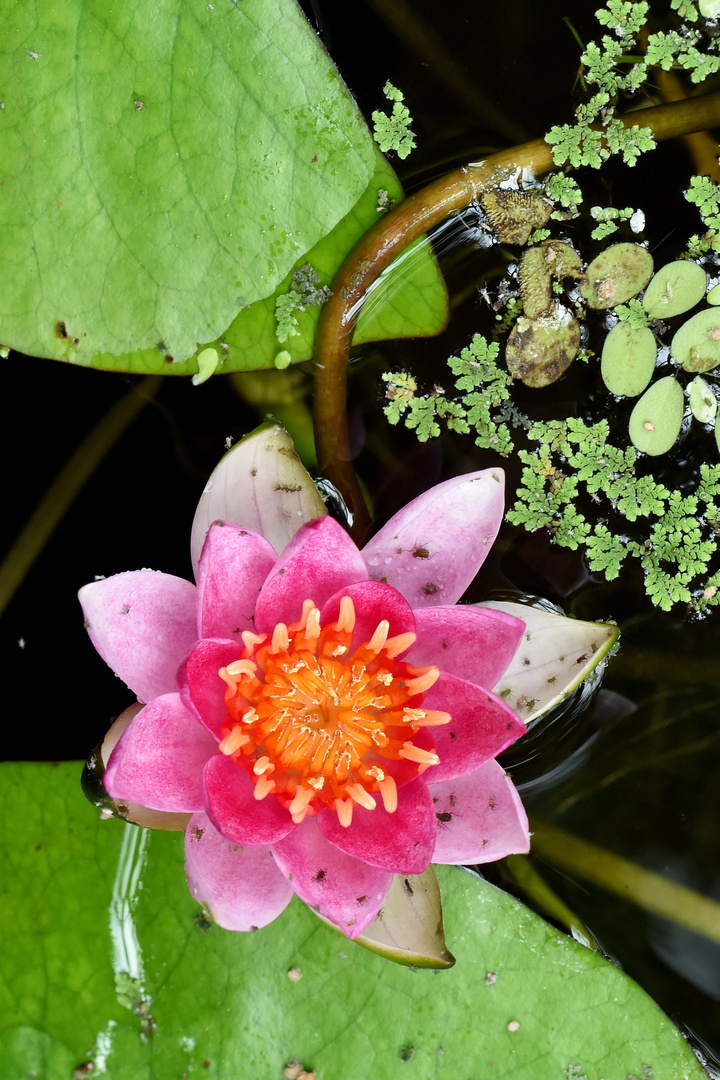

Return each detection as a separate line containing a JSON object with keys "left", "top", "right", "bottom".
{"left": 2, "top": 0, "right": 720, "bottom": 1069}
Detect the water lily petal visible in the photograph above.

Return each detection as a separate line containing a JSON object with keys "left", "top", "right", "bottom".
{"left": 254, "top": 516, "right": 368, "bottom": 631}
{"left": 79, "top": 571, "right": 197, "bottom": 703}
{"left": 97, "top": 704, "right": 192, "bottom": 830}
{"left": 422, "top": 673, "right": 526, "bottom": 783}
{"left": 104, "top": 694, "right": 216, "bottom": 812}
{"left": 203, "top": 754, "right": 295, "bottom": 845}
{"left": 361, "top": 468, "right": 505, "bottom": 608}
{"left": 320, "top": 579, "right": 416, "bottom": 653}
{"left": 185, "top": 812, "right": 293, "bottom": 931}
{"left": 272, "top": 817, "right": 392, "bottom": 939}
{"left": 316, "top": 777, "right": 436, "bottom": 875}
{"left": 180, "top": 638, "right": 246, "bottom": 738}
{"left": 196, "top": 521, "right": 277, "bottom": 640}
{"left": 407, "top": 605, "right": 525, "bottom": 688}
{"left": 191, "top": 423, "right": 326, "bottom": 572}
{"left": 430, "top": 761, "right": 530, "bottom": 864}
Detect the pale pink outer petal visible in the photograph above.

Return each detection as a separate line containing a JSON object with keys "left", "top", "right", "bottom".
{"left": 421, "top": 673, "right": 526, "bottom": 784}
{"left": 360, "top": 468, "right": 505, "bottom": 608}
{"left": 100, "top": 704, "right": 192, "bottom": 831}
{"left": 315, "top": 777, "right": 436, "bottom": 875}
{"left": 203, "top": 755, "right": 296, "bottom": 845}
{"left": 319, "top": 580, "right": 416, "bottom": 654}
{"left": 104, "top": 694, "right": 217, "bottom": 812}
{"left": 79, "top": 571, "right": 198, "bottom": 703}
{"left": 254, "top": 516, "right": 368, "bottom": 631}
{"left": 430, "top": 761, "right": 530, "bottom": 864}
{"left": 407, "top": 606, "right": 525, "bottom": 688}
{"left": 180, "top": 638, "right": 244, "bottom": 738}
{"left": 271, "top": 817, "right": 393, "bottom": 939}
{"left": 196, "top": 522, "right": 277, "bottom": 641}
{"left": 190, "top": 424, "right": 327, "bottom": 572}
{"left": 185, "top": 812, "right": 293, "bottom": 931}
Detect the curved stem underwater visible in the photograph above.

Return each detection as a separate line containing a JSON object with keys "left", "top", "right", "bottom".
{"left": 313, "top": 91, "right": 720, "bottom": 540}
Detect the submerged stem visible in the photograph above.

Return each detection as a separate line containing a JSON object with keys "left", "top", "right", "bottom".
{"left": 0, "top": 376, "right": 163, "bottom": 618}
{"left": 313, "top": 92, "right": 720, "bottom": 539}
{"left": 530, "top": 820, "right": 720, "bottom": 946}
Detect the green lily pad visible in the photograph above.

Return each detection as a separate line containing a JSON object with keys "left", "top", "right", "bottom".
{"left": 505, "top": 306, "right": 581, "bottom": 387}
{"left": 601, "top": 321, "right": 657, "bottom": 397}
{"left": 181, "top": 146, "right": 449, "bottom": 377}
{"left": 0, "top": 0, "right": 446, "bottom": 373}
{"left": 707, "top": 282, "right": 720, "bottom": 305}
{"left": 628, "top": 376, "right": 685, "bottom": 455}
{"left": 700, "top": 0, "right": 720, "bottom": 16}
{"left": 643, "top": 260, "right": 707, "bottom": 319}
{"left": 688, "top": 375, "right": 718, "bottom": 424}
{"left": 0, "top": 762, "right": 706, "bottom": 1080}
{"left": 580, "top": 243, "right": 654, "bottom": 310}
{"left": 671, "top": 307, "right": 720, "bottom": 372}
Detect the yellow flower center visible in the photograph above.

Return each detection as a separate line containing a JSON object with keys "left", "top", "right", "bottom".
{"left": 217, "top": 595, "right": 450, "bottom": 827}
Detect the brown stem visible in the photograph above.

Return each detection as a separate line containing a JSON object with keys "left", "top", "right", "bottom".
{"left": 313, "top": 91, "right": 720, "bottom": 540}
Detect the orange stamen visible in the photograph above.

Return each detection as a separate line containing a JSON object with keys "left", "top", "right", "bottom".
{"left": 377, "top": 775, "right": 398, "bottom": 813}
{"left": 216, "top": 594, "right": 449, "bottom": 824}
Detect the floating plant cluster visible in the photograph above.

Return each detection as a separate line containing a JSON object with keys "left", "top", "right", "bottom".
{"left": 383, "top": 203, "right": 720, "bottom": 613}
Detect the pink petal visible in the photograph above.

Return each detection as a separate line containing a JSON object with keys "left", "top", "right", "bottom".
{"left": 361, "top": 469, "right": 505, "bottom": 608}
{"left": 98, "top": 704, "right": 192, "bottom": 831}
{"left": 407, "top": 606, "right": 525, "bottom": 688}
{"left": 316, "top": 777, "right": 435, "bottom": 875}
{"left": 430, "top": 761, "right": 530, "bottom": 864}
{"left": 271, "top": 817, "right": 392, "bottom": 939}
{"left": 203, "top": 754, "right": 295, "bottom": 845}
{"left": 254, "top": 516, "right": 368, "bottom": 631}
{"left": 421, "top": 673, "right": 526, "bottom": 783}
{"left": 319, "top": 580, "right": 416, "bottom": 654}
{"left": 190, "top": 423, "right": 327, "bottom": 572}
{"left": 104, "top": 694, "right": 216, "bottom": 812}
{"left": 180, "top": 638, "right": 244, "bottom": 738}
{"left": 185, "top": 812, "right": 293, "bottom": 930}
{"left": 79, "top": 571, "right": 198, "bottom": 703}
{"left": 196, "top": 522, "right": 277, "bottom": 640}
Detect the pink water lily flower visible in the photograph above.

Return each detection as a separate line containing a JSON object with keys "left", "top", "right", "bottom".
{"left": 80, "top": 456, "right": 529, "bottom": 939}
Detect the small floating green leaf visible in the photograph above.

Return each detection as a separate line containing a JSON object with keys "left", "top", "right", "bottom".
{"left": 601, "top": 321, "right": 657, "bottom": 397}
{"left": 628, "top": 376, "right": 684, "bottom": 455}
{"left": 191, "top": 348, "right": 219, "bottom": 387}
{"left": 643, "top": 260, "right": 707, "bottom": 319}
{"left": 688, "top": 375, "right": 718, "bottom": 423}
{"left": 671, "top": 307, "right": 720, "bottom": 372}
{"left": 580, "top": 243, "right": 654, "bottom": 310}
{"left": 700, "top": 0, "right": 720, "bottom": 16}
{"left": 707, "top": 283, "right": 720, "bottom": 305}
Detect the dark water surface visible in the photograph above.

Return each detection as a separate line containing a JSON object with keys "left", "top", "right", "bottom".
{"left": 3, "top": 0, "right": 720, "bottom": 1069}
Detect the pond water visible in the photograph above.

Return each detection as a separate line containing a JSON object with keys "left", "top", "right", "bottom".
{"left": 3, "top": 0, "right": 720, "bottom": 1071}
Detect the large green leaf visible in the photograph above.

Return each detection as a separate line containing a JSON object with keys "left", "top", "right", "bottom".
{"left": 0, "top": 0, "right": 376, "bottom": 366}
{"left": 181, "top": 146, "right": 449, "bottom": 376}
{"left": 0, "top": 763, "right": 705, "bottom": 1079}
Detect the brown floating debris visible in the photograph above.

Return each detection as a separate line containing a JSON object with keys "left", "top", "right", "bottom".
{"left": 506, "top": 307, "right": 581, "bottom": 388}
{"left": 480, "top": 190, "right": 552, "bottom": 245}
{"left": 519, "top": 240, "right": 584, "bottom": 320}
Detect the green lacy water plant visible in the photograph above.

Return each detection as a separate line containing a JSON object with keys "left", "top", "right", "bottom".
{"left": 364, "top": 0, "right": 720, "bottom": 614}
